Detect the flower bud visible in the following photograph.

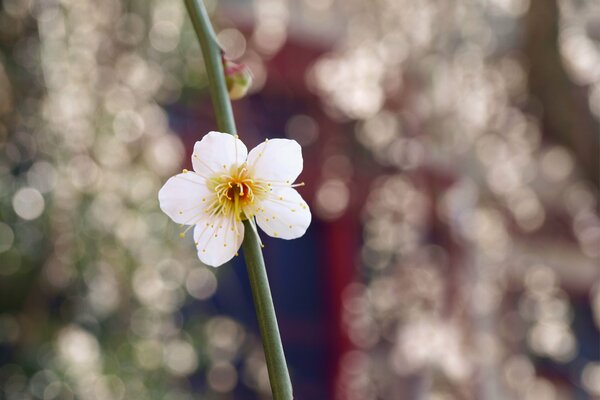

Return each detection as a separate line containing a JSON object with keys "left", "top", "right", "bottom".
{"left": 223, "top": 59, "right": 253, "bottom": 100}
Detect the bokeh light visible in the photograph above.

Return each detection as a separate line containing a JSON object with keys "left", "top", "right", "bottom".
{"left": 0, "top": 0, "right": 598, "bottom": 399}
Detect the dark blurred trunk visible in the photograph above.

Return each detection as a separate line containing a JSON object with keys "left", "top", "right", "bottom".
{"left": 525, "top": 0, "right": 599, "bottom": 187}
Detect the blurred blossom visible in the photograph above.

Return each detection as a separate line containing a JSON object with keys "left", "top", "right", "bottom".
{"left": 582, "top": 362, "right": 600, "bottom": 396}
{"left": 528, "top": 321, "right": 577, "bottom": 362}
{"left": 26, "top": 161, "right": 57, "bottom": 193}
{"left": 145, "top": 135, "right": 186, "bottom": 175}
{"left": 504, "top": 355, "right": 535, "bottom": 391}
{"left": 163, "top": 339, "right": 199, "bottom": 376}
{"left": 207, "top": 361, "right": 238, "bottom": 392}
{"left": 524, "top": 378, "right": 557, "bottom": 400}
{"left": 311, "top": 0, "right": 599, "bottom": 398}
{"left": 252, "top": 0, "right": 289, "bottom": 55}
{"left": 206, "top": 317, "right": 246, "bottom": 361}
{"left": 0, "top": 223, "right": 15, "bottom": 253}
{"left": 185, "top": 267, "right": 218, "bottom": 300}
{"left": 315, "top": 179, "right": 349, "bottom": 220}
{"left": 12, "top": 187, "right": 44, "bottom": 220}
{"left": 134, "top": 339, "right": 163, "bottom": 370}
{"left": 84, "top": 263, "right": 121, "bottom": 318}
{"left": 356, "top": 111, "right": 398, "bottom": 159}
{"left": 218, "top": 29, "right": 247, "bottom": 60}
{"left": 285, "top": 114, "right": 319, "bottom": 146}
{"left": 241, "top": 347, "right": 271, "bottom": 395}
{"left": 0, "top": 0, "right": 269, "bottom": 397}
{"left": 57, "top": 326, "right": 100, "bottom": 368}
{"left": 310, "top": 49, "right": 385, "bottom": 119}
{"left": 397, "top": 318, "right": 464, "bottom": 376}
{"left": 540, "top": 146, "right": 574, "bottom": 182}
{"left": 150, "top": 21, "right": 182, "bottom": 53}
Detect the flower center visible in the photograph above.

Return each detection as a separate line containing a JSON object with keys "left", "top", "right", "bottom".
{"left": 207, "top": 166, "right": 269, "bottom": 221}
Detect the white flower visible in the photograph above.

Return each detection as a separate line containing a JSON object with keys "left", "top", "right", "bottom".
{"left": 158, "top": 131, "right": 311, "bottom": 267}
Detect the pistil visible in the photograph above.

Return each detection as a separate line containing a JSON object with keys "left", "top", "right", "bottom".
{"left": 206, "top": 166, "right": 269, "bottom": 221}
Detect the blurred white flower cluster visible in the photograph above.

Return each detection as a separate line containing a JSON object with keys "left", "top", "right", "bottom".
{"left": 309, "top": 0, "right": 600, "bottom": 399}
{"left": 0, "top": 0, "right": 271, "bottom": 398}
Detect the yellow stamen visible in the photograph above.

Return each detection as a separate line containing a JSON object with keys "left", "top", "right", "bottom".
{"left": 205, "top": 164, "right": 269, "bottom": 222}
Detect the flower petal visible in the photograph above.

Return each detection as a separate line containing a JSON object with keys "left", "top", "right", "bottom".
{"left": 247, "top": 139, "right": 303, "bottom": 183}
{"left": 194, "top": 215, "right": 244, "bottom": 267}
{"left": 158, "top": 172, "right": 213, "bottom": 225}
{"left": 192, "top": 131, "right": 248, "bottom": 177}
{"left": 252, "top": 187, "right": 311, "bottom": 240}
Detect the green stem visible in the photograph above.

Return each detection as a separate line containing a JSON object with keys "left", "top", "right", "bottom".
{"left": 242, "top": 220, "right": 293, "bottom": 399}
{"left": 184, "top": 0, "right": 235, "bottom": 135}
{"left": 183, "top": 1, "right": 293, "bottom": 399}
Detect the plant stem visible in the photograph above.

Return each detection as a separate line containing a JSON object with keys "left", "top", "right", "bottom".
{"left": 184, "top": 0, "right": 236, "bottom": 135}
{"left": 241, "top": 220, "right": 294, "bottom": 399}
{"left": 183, "top": 1, "right": 293, "bottom": 398}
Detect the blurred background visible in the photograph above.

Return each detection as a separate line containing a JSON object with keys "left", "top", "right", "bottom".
{"left": 0, "top": 0, "right": 599, "bottom": 399}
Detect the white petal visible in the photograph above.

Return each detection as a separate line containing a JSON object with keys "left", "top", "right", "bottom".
{"left": 247, "top": 139, "right": 303, "bottom": 183}
{"left": 158, "top": 172, "right": 213, "bottom": 225}
{"left": 253, "top": 187, "right": 311, "bottom": 240}
{"left": 194, "top": 215, "right": 244, "bottom": 267}
{"left": 192, "top": 131, "right": 248, "bottom": 177}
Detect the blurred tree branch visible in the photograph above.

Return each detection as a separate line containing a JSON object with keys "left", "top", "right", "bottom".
{"left": 525, "top": 0, "right": 599, "bottom": 187}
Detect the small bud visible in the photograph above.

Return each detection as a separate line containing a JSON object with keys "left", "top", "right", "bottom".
{"left": 223, "top": 58, "right": 253, "bottom": 100}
